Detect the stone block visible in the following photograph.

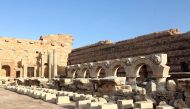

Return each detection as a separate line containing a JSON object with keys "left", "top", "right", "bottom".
{"left": 40, "top": 92, "right": 46, "bottom": 100}
{"left": 79, "top": 94, "right": 86, "bottom": 100}
{"left": 28, "top": 90, "right": 34, "bottom": 97}
{"left": 75, "top": 100, "right": 91, "bottom": 109}
{"left": 57, "top": 91, "right": 64, "bottom": 96}
{"left": 34, "top": 91, "right": 42, "bottom": 99}
{"left": 44, "top": 93, "right": 56, "bottom": 103}
{"left": 56, "top": 96, "right": 70, "bottom": 104}
{"left": 98, "top": 103, "right": 118, "bottom": 109}
{"left": 166, "top": 80, "right": 176, "bottom": 91}
{"left": 134, "top": 101, "right": 153, "bottom": 109}
{"left": 156, "top": 105, "right": 174, "bottom": 109}
{"left": 84, "top": 95, "right": 93, "bottom": 100}
{"left": 117, "top": 99, "right": 134, "bottom": 109}
{"left": 97, "top": 97, "right": 107, "bottom": 103}
{"left": 73, "top": 94, "right": 84, "bottom": 101}
{"left": 87, "top": 102, "right": 106, "bottom": 109}
{"left": 23, "top": 89, "right": 28, "bottom": 95}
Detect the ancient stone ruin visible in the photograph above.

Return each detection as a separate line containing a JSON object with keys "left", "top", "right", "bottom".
{"left": 1, "top": 29, "right": 190, "bottom": 108}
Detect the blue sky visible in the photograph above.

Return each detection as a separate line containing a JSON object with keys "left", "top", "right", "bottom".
{"left": 0, "top": 0, "right": 190, "bottom": 48}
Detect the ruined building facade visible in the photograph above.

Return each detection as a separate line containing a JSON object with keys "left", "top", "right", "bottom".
{"left": 68, "top": 29, "right": 190, "bottom": 78}
{"left": 0, "top": 34, "right": 72, "bottom": 78}
{"left": 0, "top": 29, "right": 190, "bottom": 79}
{"left": 2, "top": 29, "right": 190, "bottom": 108}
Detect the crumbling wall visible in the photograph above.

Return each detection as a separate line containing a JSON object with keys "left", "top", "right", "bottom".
{"left": 0, "top": 34, "right": 73, "bottom": 78}
{"left": 68, "top": 29, "right": 190, "bottom": 73}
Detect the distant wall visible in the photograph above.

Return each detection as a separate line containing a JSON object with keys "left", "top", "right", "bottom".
{"left": 0, "top": 34, "right": 73, "bottom": 78}
{"left": 68, "top": 29, "right": 190, "bottom": 73}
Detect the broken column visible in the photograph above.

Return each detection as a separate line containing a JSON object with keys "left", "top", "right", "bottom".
{"left": 53, "top": 49, "right": 57, "bottom": 78}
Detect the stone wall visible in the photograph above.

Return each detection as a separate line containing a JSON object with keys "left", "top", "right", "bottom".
{"left": 68, "top": 29, "right": 190, "bottom": 73}
{"left": 0, "top": 34, "right": 73, "bottom": 78}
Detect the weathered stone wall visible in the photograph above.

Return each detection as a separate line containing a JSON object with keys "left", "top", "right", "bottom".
{"left": 0, "top": 34, "right": 73, "bottom": 78}
{"left": 68, "top": 29, "right": 190, "bottom": 73}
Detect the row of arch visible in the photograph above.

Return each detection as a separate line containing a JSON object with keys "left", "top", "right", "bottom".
{"left": 66, "top": 54, "right": 170, "bottom": 79}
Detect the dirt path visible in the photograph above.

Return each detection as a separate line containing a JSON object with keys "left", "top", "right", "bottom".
{"left": 0, "top": 88, "right": 74, "bottom": 109}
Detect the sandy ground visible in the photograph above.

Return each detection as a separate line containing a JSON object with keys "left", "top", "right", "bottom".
{"left": 0, "top": 88, "right": 74, "bottom": 109}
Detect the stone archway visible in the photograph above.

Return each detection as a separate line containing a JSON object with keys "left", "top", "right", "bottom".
{"left": 136, "top": 64, "right": 154, "bottom": 82}
{"left": 67, "top": 64, "right": 81, "bottom": 78}
{"left": 70, "top": 69, "right": 78, "bottom": 78}
{"left": 81, "top": 68, "right": 90, "bottom": 78}
{"left": 114, "top": 65, "right": 126, "bottom": 77}
{"left": 2, "top": 65, "right": 11, "bottom": 77}
{"left": 95, "top": 66, "right": 106, "bottom": 78}
{"left": 130, "top": 54, "right": 170, "bottom": 91}
{"left": 132, "top": 55, "right": 169, "bottom": 78}
{"left": 109, "top": 60, "right": 128, "bottom": 77}
{"left": 135, "top": 64, "right": 155, "bottom": 92}
{"left": 77, "top": 63, "right": 93, "bottom": 78}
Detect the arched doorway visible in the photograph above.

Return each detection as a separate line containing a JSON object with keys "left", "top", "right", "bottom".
{"left": 113, "top": 65, "right": 126, "bottom": 77}
{"left": 82, "top": 68, "right": 90, "bottom": 78}
{"left": 70, "top": 69, "right": 78, "bottom": 78}
{"left": 136, "top": 64, "right": 154, "bottom": 83}
{"left": 2, "top": 65, "right": 11, "bottom": 77}
{"left": 136, "top": 64, "right": 155, "bottom": 93}
{"left": 96, "top": 67, "right": 106, "bottom": 78}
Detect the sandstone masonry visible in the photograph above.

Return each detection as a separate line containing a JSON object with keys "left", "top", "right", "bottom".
{"left": 0, "top": 34, "right": 72, "bottom": 78}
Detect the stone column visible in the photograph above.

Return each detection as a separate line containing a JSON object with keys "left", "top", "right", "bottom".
{"left": 23, "top": 65, "right": 28, "bottom": 78}
{"left": 41, "top": 53, "right": 45, "bottom": 77}
{"left": 53, "top": 49, "right": 57, "bottom": 78}
{"left": 156, "top": 77, "right": 167, "bottom": 91}
{"left": 48, "top": 52, "right": 52, "bottom": 79}
{"left": 34, "top": 66, "right": 37, "bottom": 77}
{"left": 126, "top": 77, "right": 137, "bottom": 89}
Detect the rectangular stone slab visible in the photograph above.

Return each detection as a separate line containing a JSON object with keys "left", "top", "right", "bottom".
{"left": 98, "top": 103, "right": 118, "bottom": 109}
{"left": 117, "top": 99, "right": 134, "bottom": 109}
{"left": 56, "top": 96, "right": 70, "bottom": 104}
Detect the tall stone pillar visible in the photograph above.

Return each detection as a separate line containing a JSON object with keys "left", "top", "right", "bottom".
{"left": 34, "top": 66, "right": 37, "bottom": 77}
{"left": 21, "top": 59, "right": 27, "bottom": 78}
{"left": 41, "top": 53, "right": 45, "bottom": 77}
{"left": 48, "top": 52, "right": 52, "bottom": 79}
{"left": 53, "top": 49, "right": 57, "bottom": 78}
{"left": 23, "top": 65, "right": 28, "bottom": 78}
